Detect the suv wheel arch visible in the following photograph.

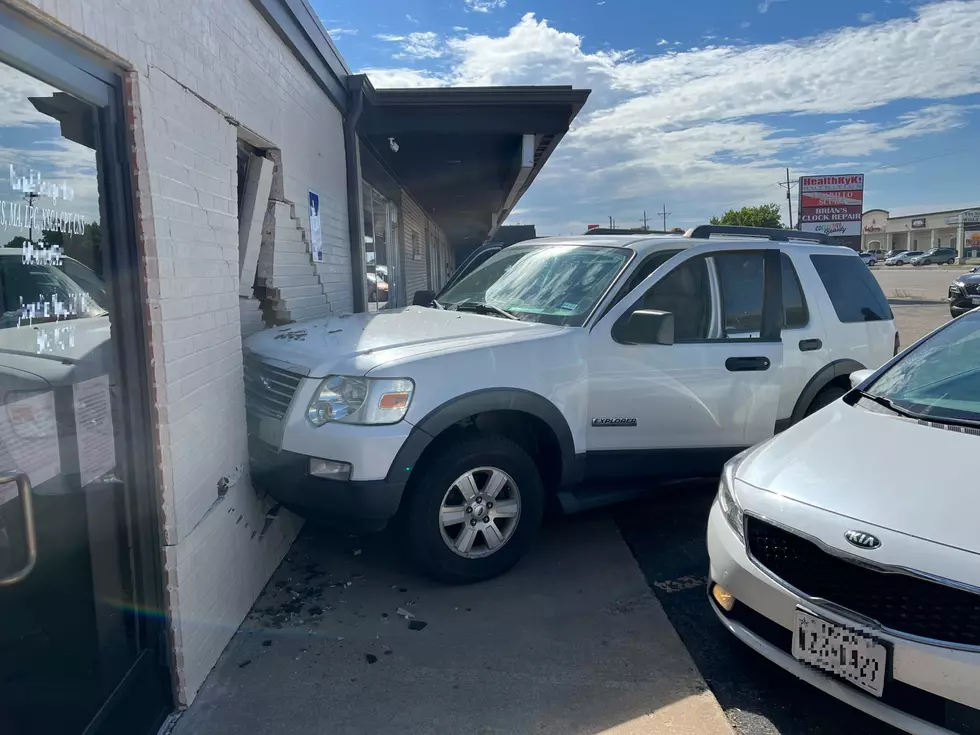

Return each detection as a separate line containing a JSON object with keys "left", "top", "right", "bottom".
{"left": 789, "top": 359, "right": 865, "bottom": 426}
{"left": 387, "top": 389, "right": 579, "bottom": 488}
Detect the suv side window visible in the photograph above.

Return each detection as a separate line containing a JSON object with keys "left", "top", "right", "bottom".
{"left": 641, "top": 257, "right": 711, "bottom": 341}
{"left": 810, "top": 254, "right": 892, "bottom": 323}
{"left": 716, "top": 252, "right": 765, "bottom": 336}
{"left": 633, "top": 251, "right": 770, "bottom": 342}
{"left": 781, "top": 253, "right": 808, "bottom": 329}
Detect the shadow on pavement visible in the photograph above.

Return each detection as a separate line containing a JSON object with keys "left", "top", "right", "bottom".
{"left": 615, "top": 481, "right": 899, "bottom": 735}
{"left": 172, "top": 512, "right": 729, "bottom": 735}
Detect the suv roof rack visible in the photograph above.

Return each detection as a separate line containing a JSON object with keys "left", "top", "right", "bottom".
{"left": 685, "top": 225, "right": 837, "bottom": 246}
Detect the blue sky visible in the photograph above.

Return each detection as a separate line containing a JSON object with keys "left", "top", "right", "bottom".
{"left": 314, "top": 0, "right": 980, "bottom": 234}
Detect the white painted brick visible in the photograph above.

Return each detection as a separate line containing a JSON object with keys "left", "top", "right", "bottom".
{"left": 23, "top": 0, "right": 353, "bottom": 707}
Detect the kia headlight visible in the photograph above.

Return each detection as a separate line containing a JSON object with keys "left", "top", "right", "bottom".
{"left": 306, "top": 376, "right": 414, "bottom": 427}
{"left": 717, "top": 449, "right": 751, "bottom": 541}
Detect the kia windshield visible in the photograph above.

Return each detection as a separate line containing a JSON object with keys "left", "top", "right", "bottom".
{"left": 863, "top": 310, "right": 980, "bottom": 425}
{"left": 437, "top": 244, "right": 631, "bottom": 326}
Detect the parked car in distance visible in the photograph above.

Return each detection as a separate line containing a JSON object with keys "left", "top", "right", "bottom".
{"left": 884, "top": 250, "right": 923, "bottom": 266}
{"left": 910, "top": 247, "right": 957, "bottom": 266}
{"left": 243, "top": 225, "right": 897, "bottom": 584}
{"left": 707, "top": 309, "right": 980, "bottom": 734}
{"left": 858, "top": 252, "right": 877, "bottom": 266}
{"left": 947, "top": 265, "right": 980, "bottom": 317}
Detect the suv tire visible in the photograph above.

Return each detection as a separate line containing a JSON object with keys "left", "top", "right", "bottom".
{"left": 805, "top": 385, "right": 848, "bottom": 417}
{"left": 947, "top": 257, "right": 956, "bottom": 265}
{"left": 404, "top": 434, "right": 545, "bottom": 584}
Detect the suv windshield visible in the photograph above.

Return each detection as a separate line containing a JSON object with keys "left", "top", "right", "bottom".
{"left": 865, "top": 311, "right": 980, "bottom": 425}
{"left": 437, "top": 244, "right": 631, "bottom": 326}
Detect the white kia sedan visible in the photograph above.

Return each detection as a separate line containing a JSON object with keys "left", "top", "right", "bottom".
{"left": 707, "top": 310, "right": 980, "bottom": 734}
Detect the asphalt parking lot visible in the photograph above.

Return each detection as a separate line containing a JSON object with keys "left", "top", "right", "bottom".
{"left": 175, "top": 266, "right": 959, "bottom": 735}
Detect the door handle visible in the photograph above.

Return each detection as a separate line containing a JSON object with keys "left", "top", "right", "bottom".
{"left": 799, "top": 338, "right": 823, "bottom": 352}
{"left": 726, "top": 356, "right": 771, "bottom": 372}
{"left": 0, "top": 471, "right": 37, "bottom": 587}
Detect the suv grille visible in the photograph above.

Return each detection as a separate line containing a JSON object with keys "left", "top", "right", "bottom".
{"left": 964, "top": 283, "right": 980, "bottom": 296}
{"left": 746, "top": 517, "right": 980, "bottom": 647}
{"left": 244, "top": 358, "right": 302, "bottom": 421}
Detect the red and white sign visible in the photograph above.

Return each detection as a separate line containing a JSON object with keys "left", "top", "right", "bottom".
{"left": 586, "top": 224, "right": 600, "bottom": 230}
{"left": 799, "top": 174, "right": 864, "bottom": 237}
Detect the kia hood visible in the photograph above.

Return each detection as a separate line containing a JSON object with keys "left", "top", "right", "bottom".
{"left": 243, "top": 307, "right": 563, "bottom": 377}
{"left": 737, "top": 400, "right": 980, "bottom": 554}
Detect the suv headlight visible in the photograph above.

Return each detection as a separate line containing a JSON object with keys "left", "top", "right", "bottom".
{"left": 306, "top": 376, "right": 414, "bottom": 427}
{"left": 717, "top": 449, "right": 751, "bottom": 541}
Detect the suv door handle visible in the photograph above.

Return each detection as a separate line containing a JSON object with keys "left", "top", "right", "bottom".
{"left": 798, "top": 338, "right": 823, "bottom": 352}
{"left": 725, "top": 356, "right": 771, "bottom": 372}
{"left": 0, "top": 471, "right": 37, "bottom": 587}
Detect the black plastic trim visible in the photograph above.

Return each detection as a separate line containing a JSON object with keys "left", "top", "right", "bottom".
{"left": 583, "top": 446, "right": 746, "bottom": 482}
{"left": 789, "top": 359, "right": 865, "bottom": 425}
{"left": 687, "top": 225, "right": 836, "bottom": 245}
{"left": 387, "top": 389, "right": 580, "bottom": 487}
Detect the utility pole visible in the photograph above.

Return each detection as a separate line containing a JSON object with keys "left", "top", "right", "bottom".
{"left": 641, "top": 210, "right": 650, "bottom": 231}
{"left": 778, "top": 168, "right": 797, "bottom": 229}
{"left": 661, "top": 204, "right": 670, "bottom": 232}
{"left": 608, "top": 215, "right": 614, "bottom": 229}
{"left": 24, "top": 191, "right": 39, "bottom": 241}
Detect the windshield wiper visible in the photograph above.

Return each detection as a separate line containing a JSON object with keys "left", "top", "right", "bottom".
{"left": 857, "top": 389, "right": 980, "bottom": 428}
{"left": 453, "top": 301, "right": 519, "bottom": 320}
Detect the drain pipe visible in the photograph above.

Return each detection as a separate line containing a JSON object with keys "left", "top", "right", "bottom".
{"left": 344, "top": 83, "right": 366, "bottom": 312}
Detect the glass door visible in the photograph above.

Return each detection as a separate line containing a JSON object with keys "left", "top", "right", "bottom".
{"left": 0, "top": 10, "right": 170, "bottom": 735}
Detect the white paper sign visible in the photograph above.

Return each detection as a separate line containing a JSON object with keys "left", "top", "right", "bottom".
{"left": 0, "top": 391, "right": 61, "bottom": 502}
{"left": 73, "top": 375, "right": 116, "bottom": 487}
{"left": 309, "top": 190, "right": 323, "bottom": 262}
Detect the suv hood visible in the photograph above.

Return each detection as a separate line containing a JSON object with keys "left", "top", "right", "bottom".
{"left": 737, "top": 400, "right": 980, "bottom": 555}
{"left": 243, "top": 307, "right": 563, "bottom": 378}
{"left": 956, "top": 273, "right": 980, "bottom": 285}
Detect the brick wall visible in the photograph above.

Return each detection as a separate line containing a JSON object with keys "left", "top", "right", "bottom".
{"left": 401, "top": 193, "right": 430, "bottom": 298}
{"left": 15, "top": 0, "right": 348, "bottom": 706}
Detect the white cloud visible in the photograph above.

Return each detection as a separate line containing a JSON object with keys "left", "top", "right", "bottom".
{"left": 406, "top": 14, "right": 419, "bottom": 23}
{"left": 363, "top": 68, "right": 449, "bottom": 88}
{"left": 365, "top": 3, "right": 980, "bottom": 229}
{"left": 327, "top": 27, "right": 358, "bottom": 37}
{"left": 740, "top": 20, "right": 752, "bottom": 28}
{"left": 656, "top": 39, "right": 669, "bottom": 45}
{"left": 858, "top": 12, "right": 876, "bottom": 22}
{"left": 758, "top": 0, "right": 788, "bottom": 12}
{"left": 453, "top": 26, "right": 469, "bottom": 31}
{"left": 376, "top": 31, "right": 443, "bottom": 59}
{"left": 465, "top": 0, "right": 507, "bottom": 12}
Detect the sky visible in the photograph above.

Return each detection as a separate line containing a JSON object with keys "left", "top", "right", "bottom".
{"left": 314, "top": 0, "right": 980, "bottom": 235}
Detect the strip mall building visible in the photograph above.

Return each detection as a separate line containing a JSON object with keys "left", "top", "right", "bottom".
{"left": 861, "top": 207, "right": 980, "bottom": 258}
{"left": 0, "top": 1, "right": 588, "bottom": 732}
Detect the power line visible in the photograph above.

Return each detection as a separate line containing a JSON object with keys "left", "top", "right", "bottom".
{"left": 660, "top": 204, "right": 670, "bottom": 232}
{"left": 641, "top": 210, "right": 650, "bottom": 230}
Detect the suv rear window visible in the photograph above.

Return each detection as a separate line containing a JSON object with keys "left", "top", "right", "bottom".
{"left": 810, "top": 254, "right": 892, "bottom": 323}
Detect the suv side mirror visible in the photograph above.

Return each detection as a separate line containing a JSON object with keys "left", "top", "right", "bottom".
{"left": 413, "top": 290, "right": 436, "bottom": 307}
{"left": 618, "top": 310, "right": 674, "bottom": 345}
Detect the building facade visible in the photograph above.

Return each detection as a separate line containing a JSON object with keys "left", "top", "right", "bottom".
{"left": 861, "top": 207, "right": 980, "bottom": 258}
{"left": 0, "top": 1, "right": 588, "bottom": 733}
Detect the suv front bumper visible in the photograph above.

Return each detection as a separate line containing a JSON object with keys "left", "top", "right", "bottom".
{"left": 249, "top": 438, "right": 406, "bottom": 530}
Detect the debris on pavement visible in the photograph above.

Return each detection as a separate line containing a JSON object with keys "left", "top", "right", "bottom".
{"left": 408, "top": 620, "right": 428, "bottom": 631}
{"left": 261, "top": 640, "right": 272, "bottom": 647}
{"left": 353, "top": 549, "right": 362, "bottom": 556}
{"left": 365, "top": 653, "right": 378, "bottom": 664}
{"left": 238, "top": 660, "right": 251, "bottom": 668}
{"left": 395, "top": 607, "right": 415, "bottom": 620}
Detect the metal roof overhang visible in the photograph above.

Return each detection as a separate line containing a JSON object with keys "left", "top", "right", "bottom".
{"left": 350, "top": 75, "right": 590, "bottom": 246}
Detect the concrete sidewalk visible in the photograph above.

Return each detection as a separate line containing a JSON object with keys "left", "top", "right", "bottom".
{"left": 172, "top": 514, "right": 732, "bottom": 735}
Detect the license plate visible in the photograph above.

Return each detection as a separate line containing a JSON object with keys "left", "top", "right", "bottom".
{"left": 971, "top": 297, "right": 980, "bottom": 305}
{"left": 792, "top": 608, "right": 888, "bottom": 697}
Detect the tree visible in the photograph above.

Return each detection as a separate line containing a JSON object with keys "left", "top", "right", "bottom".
{"left": 710, "top": 203, "right": 784, "bottom": 229}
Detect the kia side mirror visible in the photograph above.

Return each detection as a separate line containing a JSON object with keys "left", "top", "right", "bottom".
{"left": 849, "top": 369, "right": 874, "bottom": 389}
{"left": 618, "top": 310, "right": 674, "bottom": 345}
{"left": 413, "top": 290, "right": 436, "bottom": 307}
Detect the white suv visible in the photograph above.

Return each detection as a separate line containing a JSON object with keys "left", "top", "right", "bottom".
{"left": 243, "top": 226, "right": 898, "bottom": 583}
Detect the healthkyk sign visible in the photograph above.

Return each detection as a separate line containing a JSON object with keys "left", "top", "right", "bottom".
{"left": 798, "top": 174, "right": 865, "bottom": 237}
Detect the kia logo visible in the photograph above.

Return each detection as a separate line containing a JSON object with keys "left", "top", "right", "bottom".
{"left": 844, "top": 530, "right": 881, "bottom": 550}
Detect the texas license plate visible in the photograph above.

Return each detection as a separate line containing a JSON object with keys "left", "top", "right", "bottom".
{"left": 970, "top": 297, "right": 980, "bottom": 305}
{"left": 792, "top": 608, "right": 888, "bottom": 697}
